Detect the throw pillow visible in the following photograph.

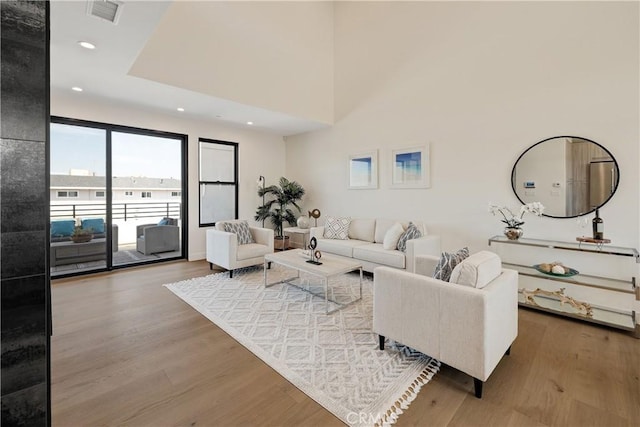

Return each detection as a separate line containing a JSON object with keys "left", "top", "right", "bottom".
{"left": 432, "top": 247, "right": 470, "bottom": 282}
{"left": 81, "top": 218, "right": 105, "bottom": 234}
{"left": 396, "top": 222, "right": 423, "bottom": 252}
{"left": 224, "top": 221, "right": 255, "bottom": 245}
{"left": 324, "top": 216, "right": 351, "bottom": 240}
{"left": 51, "top": 219, "right": 76, "bottom": 237}
{"left": 158, "top": 218, "right": 169, "bottom": 226}
{"left": 383, "top": 222, "right": 405, "bottom": 250}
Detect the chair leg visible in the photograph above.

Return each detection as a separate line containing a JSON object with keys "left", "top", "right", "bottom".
{"left": 473, "top": 378, "right": 483, "bottom": 398}
{"left": 268, "top": 262, "right": 272, "bottom": 269}
{"left": 209, "top": 262, "right": 213, "bottom": 270}
{"left": 229, "top": 270, "right": 233, "bottom": 278}
{"left": 505, "top": 345, "right": 511, "bottom": 356}
{"left": 379, "top": 335, "right": 385, "bottom": 350}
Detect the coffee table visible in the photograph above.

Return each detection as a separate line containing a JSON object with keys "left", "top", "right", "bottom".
{"left": 264, "top": 249, "right": 363, "bottom": 314}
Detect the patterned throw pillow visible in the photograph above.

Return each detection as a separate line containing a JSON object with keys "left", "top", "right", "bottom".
{"left": 224, "top": 221, "right": 255, "bottom": 245}
{"left": 396, "top": 222, "right": 423, "bottom": 252}
{"left": 324, "top": 216, "right": 351, "bottom": 240}
{"left": 433, "top": 247, "right": 470, "bottom": 282}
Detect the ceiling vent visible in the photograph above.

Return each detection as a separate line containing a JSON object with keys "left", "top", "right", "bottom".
{"left": 86, "top": 0, "right": 123, "bottom": 24}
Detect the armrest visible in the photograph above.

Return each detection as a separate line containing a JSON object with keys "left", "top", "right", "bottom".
{"left": 206, "top": 229, "right": 237, "bottom": 269}
{"left": 136, "top": 223, "right": 156, "bottom": 238}
{"left": 405, "top": 235, "right": 441, "bottom": 273}
{"left": 250, "top": 227, "right": 275, "bottom": 250}
{"left": 414, "top": 254, "right": 440, "bottom": 277}
{"left": 310, "top": 226, "right": 324, "bottom": 240}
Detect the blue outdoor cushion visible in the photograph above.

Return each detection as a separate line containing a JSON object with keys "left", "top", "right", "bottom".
{"left": 51, "top": 220, "right": 76, "bottom": 237}
{"left": 81, "top": 218, "right": 105, "bottom": 234}
{"left": 158, "top": 218, "right": 169, "bottom": 226}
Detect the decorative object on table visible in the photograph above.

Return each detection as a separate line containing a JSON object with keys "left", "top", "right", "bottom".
{"left": 71, "top": 226, "right": 93, "bottom": 243}
{"left": 308, "top": 208, "right": 321, "bottom": 226}
{"left": 296, "top": 216, "right": 310, "bottom": 229}
{"left": 390, "top": 145, "right": 430, "bottom": 189}
{"left": 533, "top": 262, "right": 579, "bottom": 277}
{"left": 348, "top": 150, "right": 378, "bottom": 189}
{"left": 256, "top": 175, "right": 266, "bottom": 227}
{"left": 488, "top": 201, "right": 545, "bottom": 240}
{"left": 306, "top": 238, "right": 322, "bottom": 265}
{"left": 576, "top": 236, "right": 611, "bottom": 251}
{"left": 255, "top": 176, "right": 305, "bottom": 251}
{"left": 522, "top": 287, "right": 593, "bottom": 318}
{"left": 592, "top": 208, "right": 604, "bottom": 240}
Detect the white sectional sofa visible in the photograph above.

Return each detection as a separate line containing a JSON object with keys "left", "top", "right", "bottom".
{"left": 309, "top": 218, "right": 441, "bottom": 273}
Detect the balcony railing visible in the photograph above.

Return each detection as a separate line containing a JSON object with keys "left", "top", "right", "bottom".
{"left": 50, "top": 202, "right": 182, "bottom": 221}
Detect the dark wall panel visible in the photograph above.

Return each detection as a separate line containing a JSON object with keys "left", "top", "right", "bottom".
{"left": 1, "top": 1, "right": 50, "bottom": 426}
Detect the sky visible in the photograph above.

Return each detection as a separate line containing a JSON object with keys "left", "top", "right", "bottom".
{"left": 50, "top": 123, "right": 182, "bottom": 179}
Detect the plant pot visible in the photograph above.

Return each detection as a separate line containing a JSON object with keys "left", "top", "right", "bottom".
{"left": 504, "top": 227, "right": 523, "bottom": 240}
{"left": 275, "top": 236, "right": 290, "bottom": 251}
{"left": 72, "top": 234, "right": 93, "bottom": 243}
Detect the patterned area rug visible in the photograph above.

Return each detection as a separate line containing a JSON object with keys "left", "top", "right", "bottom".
{"left": 164, "top": 265, "right": 440, "bottom": 426}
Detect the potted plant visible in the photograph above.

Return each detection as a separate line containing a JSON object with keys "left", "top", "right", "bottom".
{"left": 255, "top": 177, "right": 305, "bottom": 250}
{"left": 71, "top": 225, "right": 93, "bottom": 243}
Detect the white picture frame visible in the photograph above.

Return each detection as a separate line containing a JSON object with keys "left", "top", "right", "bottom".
{"left": 390, "top": 145, "right": 430, "bottom": 189}
{"left": 348, "top": 150, "right": 378, "bottom": 189}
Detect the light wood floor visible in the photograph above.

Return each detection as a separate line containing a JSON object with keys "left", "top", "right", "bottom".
{"left": 51, "top": 260, "right": 640, "bottom": 427}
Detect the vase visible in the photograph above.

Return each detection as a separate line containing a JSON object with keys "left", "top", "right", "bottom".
{"left": 504, "top": 227, "right": 523, "bottom": 240}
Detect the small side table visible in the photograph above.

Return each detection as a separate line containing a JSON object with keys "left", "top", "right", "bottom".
{"left": 283, "top": 227, "right": 311, "bottom": 250}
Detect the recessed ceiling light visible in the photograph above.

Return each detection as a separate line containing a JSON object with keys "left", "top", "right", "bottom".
{"left": 78, "top": 41, "right": 96, "bottom": 49}
{"left": 177, "top": 107, "right": 185, "bottom": 112}
{"left": 247, "top": 121, "right": 254, "bottom": 125}
{"left": 72, "top": 87, "right": 83, "bottom": 92}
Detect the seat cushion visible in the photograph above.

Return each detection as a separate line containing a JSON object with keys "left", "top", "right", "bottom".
{"left": 81, "top": 218, "right": 105, "bottom": 234}
{"left": 315, "top": 238, "right": 369, "bottom": 258}
{"left": 236, "top": 243, "right": 271, "bottom": 261}
{"left": 433, "top": 247, "right": 469, "bottom": 282}
{"left": 51, "top": 219, "right": 76, "bottom": 238}
{"left": 352, "top": 243, "right": 405, "bottom": 269}
{"left": 449, "top": 250, "right": 502, "bottom": 289}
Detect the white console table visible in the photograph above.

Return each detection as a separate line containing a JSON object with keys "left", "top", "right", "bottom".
{"left": 488, "top": 235, "right": 639, "bottom": 337}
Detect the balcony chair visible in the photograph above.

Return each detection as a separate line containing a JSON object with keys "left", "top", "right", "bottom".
{"left": 373, "top": 250, "right": 518, "bottom": 398}
{"left": 206, "top": 219, "right": 274, "bottom": 278}
{"left": 136, "top": 217, "right": 180, "bottom": 255}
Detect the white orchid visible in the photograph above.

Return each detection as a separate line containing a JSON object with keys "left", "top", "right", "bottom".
{"left": 489, "top": 201, "right": 545, "bottom": 228}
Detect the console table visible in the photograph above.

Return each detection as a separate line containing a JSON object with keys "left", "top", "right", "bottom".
{"left": 488, "top": 235, "right": 639, "bottom": 337}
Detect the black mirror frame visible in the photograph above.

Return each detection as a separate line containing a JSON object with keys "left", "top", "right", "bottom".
{"left": 511, "top": 135, "right": 620, "bottom": 219}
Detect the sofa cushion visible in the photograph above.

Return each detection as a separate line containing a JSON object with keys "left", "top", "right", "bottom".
{"left": 353, "top": 243, "right": 405, "bottom": 269}
{"left": 449, "top": 251, "right": 502, "bottom": 289}
{"left": 324, "top": 216, "right": 351, "bottom": 240}
{"left": 396, "top": 222, "right": 422, "bottom": 252}
{"left": 51, "top": 219, "right": 76, "bottom": 238}
{"left": 348, "top": 218, "right": 375, "bottom": 242}
{"left": 236, "top": 242, "right": 271, "bottom": 261}
{"left": 81, "top": 218, "right": 105, "bottom": 234}
{"left": 224, "top": 220, "right": 255, "bottom": 245}
{"left": 383, "top": 222, "right": 405, "bottom": 250}
{"left": 433, "top": 247, "right": 469, "bottom": 282}
{"left": 375, "top": 220, "right": 426, "bottom": 243}
{"left": 315, "top": 238, "right": 369, "bottom": 258}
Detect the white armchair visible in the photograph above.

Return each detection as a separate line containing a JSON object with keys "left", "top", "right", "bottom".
{"left": 373, "top": 251, "right": 518, "bottom": 398}
{"left": 206, "top": 220, "right": 274, "bottom": 278}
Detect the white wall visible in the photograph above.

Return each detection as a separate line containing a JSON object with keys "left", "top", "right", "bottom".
{"left": 129, "top": 1, "right": 334, "bottom": 125}
{"left": 286, "top": 1, "right": 639, "bottom": 253}
{"left": 52, "top": 90, "right": 287, "bottom": 260}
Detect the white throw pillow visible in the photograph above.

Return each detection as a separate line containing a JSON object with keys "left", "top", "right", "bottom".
{"left": 324, "top": 216, "right": 351, "bottom": 240}
{"left": 382, "top": 222, "right": 405, "bottom": 250}
{"left": 449, "top": 250, "right": 502, "bottom": 288}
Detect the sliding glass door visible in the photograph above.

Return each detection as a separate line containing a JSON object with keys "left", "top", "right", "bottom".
{"left": 49, "top": 118, "right": 187, "bottom": 277}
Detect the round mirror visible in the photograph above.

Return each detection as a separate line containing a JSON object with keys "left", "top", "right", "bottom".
{"left": 511, "top": 136, "right": 619, "bottom": 218}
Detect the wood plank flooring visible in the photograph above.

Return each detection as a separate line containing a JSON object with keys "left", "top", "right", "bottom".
{"left": 51, "top": 260, "right": 640, "bottom": 426}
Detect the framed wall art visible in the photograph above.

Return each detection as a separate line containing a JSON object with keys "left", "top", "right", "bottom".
{"left": 390, "top": 145, "right": 430, "bottom": 189}
{"left": 348, "top": 150, "right": 378, "bottom": 189}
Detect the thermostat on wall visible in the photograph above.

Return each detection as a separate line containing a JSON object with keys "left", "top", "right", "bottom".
{"left": 523, "top": 181, "right": 535, "bottom": 189}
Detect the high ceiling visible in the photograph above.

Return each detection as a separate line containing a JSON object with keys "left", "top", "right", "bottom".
{"left": 50, "top": 0, "right": 329, "bottom": 136}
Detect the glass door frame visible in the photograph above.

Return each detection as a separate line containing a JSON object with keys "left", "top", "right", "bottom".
{"left": 50, "top": 116, "right": 188, "bottom": 278}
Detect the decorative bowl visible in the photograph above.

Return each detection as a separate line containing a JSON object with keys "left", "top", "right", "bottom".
{"left": 533, "top": 264, "right": 579, "bottom": 277}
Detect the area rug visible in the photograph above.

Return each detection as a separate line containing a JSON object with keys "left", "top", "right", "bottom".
{"left": 164, "top": 265, "right": 440, "bottom": 426}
